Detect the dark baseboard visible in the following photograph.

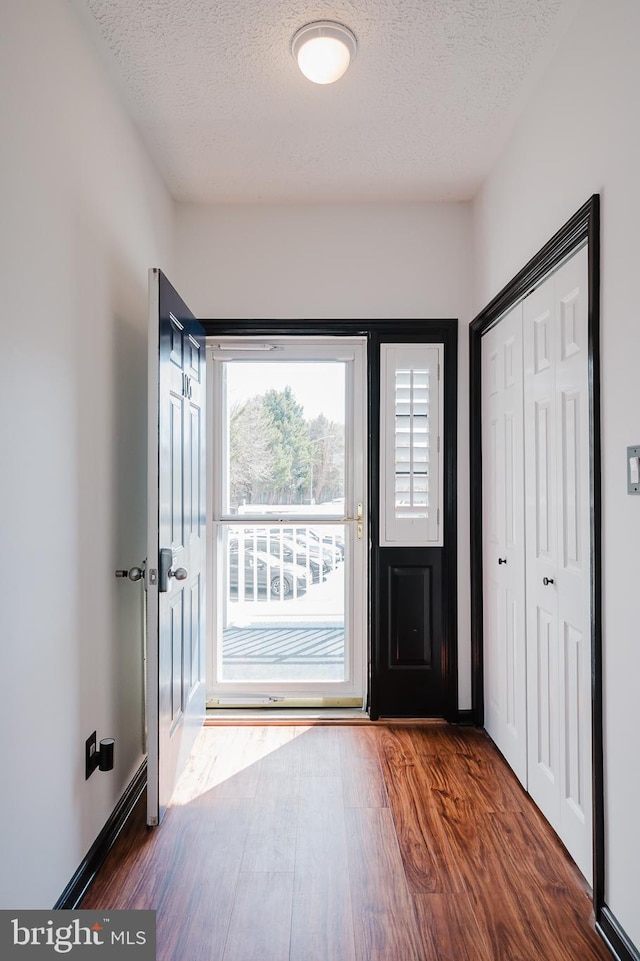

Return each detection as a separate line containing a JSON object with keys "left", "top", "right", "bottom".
{"left": 455, "top": 709, "right": 476, "bottom": 726}
{"left": 598, "top": 905, "right": 640, "bottom": 961}
{"left": 54, "top": 760, "right": 147, "bottom": 909}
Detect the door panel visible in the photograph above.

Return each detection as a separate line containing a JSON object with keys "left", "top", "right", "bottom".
{"left": 525, "top": 275, "right": 560, "bottom": 822}
{"left": 376, "top": 548, "right": 443, "bottom": 715}
{"left": 147, "top": 269, "right": 206, "bottom": 826}
{"left": 485, "top": 581, "right": 501, "bottom": 719}
{"left": 188, "top": 404, "right": 202, "bottom": 540}
{"left": 505, "top": 588, "right": 517, "bottom": 729}
{"left": 561, "top": 391, "right": 581, "bottom": 568}
{"left": 188, "top": 577, "right": 202, "bottom": 691}
{"left": 388, "top": 565, "right": 433, "bottom": 666}
{"left": 534, "top": 399, "right": 554, "bottom": 559}
{"left": 554, "top": 250, "right": 592, "bottom": 881}
{"left": 533, "top": 602, "right": 558, "bottom": 789}
{"left": 562, "top": 620, "right": 585, "bottom": 813}
{"left": 524, "top": 246, "right": 591, "bottom": 882}
{"left": 170, "top": 590, "right": 184, "bottom": 730}
{"left": 169, "top": 393, "right": 183, "bottom": 547}
{"left": 481, "top": 304, "right": 527, "bottom": 785}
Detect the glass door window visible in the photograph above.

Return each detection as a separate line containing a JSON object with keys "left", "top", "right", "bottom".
{"left": 207, "top": 340, "right": 366, "bottom": 701}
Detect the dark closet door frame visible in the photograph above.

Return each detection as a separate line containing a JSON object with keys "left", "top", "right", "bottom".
{"left": 201, "top": 318, "right": 459, "bottom": 723}
{"left": 468, "top": 196, "right": 607, "bottom": 926}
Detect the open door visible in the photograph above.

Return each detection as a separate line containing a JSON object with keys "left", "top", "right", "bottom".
{"left": 146, "top": 269, "right": 206, "bottom": 825}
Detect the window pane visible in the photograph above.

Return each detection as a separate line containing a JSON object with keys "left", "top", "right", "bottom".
{"left": 224, "top": 361, "right": 346, "bottom": 518}
{"left": 220, "top": 524, "right": 346, "bottom": 683}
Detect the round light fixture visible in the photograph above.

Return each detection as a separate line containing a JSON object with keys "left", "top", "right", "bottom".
{"left": 291, "top": 21, "right": 357, "bottom": 85}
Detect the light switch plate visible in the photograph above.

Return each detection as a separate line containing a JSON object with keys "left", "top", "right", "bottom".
{"left": 627, "top": 446, "right": 640, "bottom": 493}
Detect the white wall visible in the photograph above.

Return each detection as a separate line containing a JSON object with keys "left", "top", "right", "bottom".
{"left": 473, "top": 0, "right": 640, "bottom": 948}
{"left": 0, "top": 0, "right": 173, "bottom": 907}
{"left": 176, "top": 201, "right": 473, "bottom": 710}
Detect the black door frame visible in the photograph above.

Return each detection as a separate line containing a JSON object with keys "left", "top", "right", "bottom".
{"left": 201, "top": 318, "right": 459, "bottom": 722}
{"left": 468, "top": 196, "right": 606, "bottom": 924}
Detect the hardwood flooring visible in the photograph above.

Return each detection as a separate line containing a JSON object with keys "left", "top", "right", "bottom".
{"left": 81, "top": 723, "right": 612, "bottom": 960}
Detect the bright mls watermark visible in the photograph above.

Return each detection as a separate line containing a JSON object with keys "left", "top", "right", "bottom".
{"left": 0, "top": 911, "right": 155, "bottom": 959}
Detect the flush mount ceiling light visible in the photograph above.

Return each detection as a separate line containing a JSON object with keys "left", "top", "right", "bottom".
{"left": 291, "top": 21, "right": 357, "bottom": 85}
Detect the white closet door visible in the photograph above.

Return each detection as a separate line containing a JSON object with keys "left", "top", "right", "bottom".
{"left": 553, "top": 248, "right": 592, "bottom": 881}
{"left": 523, "top": 276, "right": 560, "bottom": 820}
{"left": 524, "top": 246, "right": 592, "bottom": 883}
{"left": 482, "top": 303, "right": 527, "bottom": 787}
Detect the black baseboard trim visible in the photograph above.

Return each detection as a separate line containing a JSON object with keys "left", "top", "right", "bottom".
{"left": 455, "top": 710, "right": 476, "bottom": 726}
{"left": 54, "top": 760, "right": 147, "bottom": 910}
{"left": 597, "top": 905, "right": 640, "bottom": 961}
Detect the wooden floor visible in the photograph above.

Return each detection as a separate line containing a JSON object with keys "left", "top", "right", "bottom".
{"left": 81, "top": 723, "right": 612, "bottom": 961}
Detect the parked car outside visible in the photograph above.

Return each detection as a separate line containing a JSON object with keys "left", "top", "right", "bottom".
{"left": 307, "top": 526, "right": 346, "bottom": 560}
{"left": 228, "top": 543, "right": 309, "bottom": 598}
{"left": 288, "top": 532, "right": 342, "bottom": 568}
{"left": 266, "top": 528, "right": 338, "bottom": 571}
{"left": 255, "top": 534, "right": 328, "bottom": 582}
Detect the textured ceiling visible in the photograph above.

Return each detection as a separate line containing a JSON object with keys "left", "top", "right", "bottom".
{"left": 71, "top": 0, "right": 580, "bottom": 204}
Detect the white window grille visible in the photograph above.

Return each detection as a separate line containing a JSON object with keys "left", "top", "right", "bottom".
{"left": 380, "top": 344, "right": 443, "bottom": 546}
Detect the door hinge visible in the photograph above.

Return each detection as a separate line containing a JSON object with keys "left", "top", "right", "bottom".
{"left": 437, "top": 436, "right": 441, "bottom": 453}
{"left": 437, "top": 508, "right": 440, "bottom": 526}
{"left": 438, "top": 362, "right": 441, "bottom": 381}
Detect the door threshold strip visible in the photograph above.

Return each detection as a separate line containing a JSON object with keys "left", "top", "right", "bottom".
{"left": 203, "top": 709, "right": 454, "bottom": 726}
{"left": 204, "top": 707, "right": 369, "bottom": 725}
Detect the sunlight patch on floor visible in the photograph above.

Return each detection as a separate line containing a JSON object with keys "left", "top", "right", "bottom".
{"left": 168, "top": 725, "right": 311, "bottom": 805}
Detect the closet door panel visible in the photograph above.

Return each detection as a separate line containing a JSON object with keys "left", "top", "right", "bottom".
{"left": 530, "top": 598, "right": 560, "bottom": 813}
{"left": 524, "top": 279, "right": 561, "bottom": 830}
{"left": 482, "top": 304, "right": 527, "bottom": 786}
{"left": 482, "top": 334, "right": 504, "bottom": 737}
{"left": 523, "top": 246, "right": 592, "bottom": 885}
{"left": 554, "top": 248, "right": 592, "bottom": 883}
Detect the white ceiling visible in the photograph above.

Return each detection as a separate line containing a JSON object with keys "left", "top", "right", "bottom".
{"left": 72, "top": 0, "right": 581, "bottom": 204}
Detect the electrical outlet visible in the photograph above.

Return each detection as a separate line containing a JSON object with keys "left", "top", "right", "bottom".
{"left": 85, "top": 731, "right": 98, "bottom": 780}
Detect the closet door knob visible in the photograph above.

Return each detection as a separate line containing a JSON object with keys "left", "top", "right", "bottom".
{"left": 543, "top": 576, "right": 554, "bottom": 586}
{"left": 498, "top": 557, "right": 507, "bottom": 565}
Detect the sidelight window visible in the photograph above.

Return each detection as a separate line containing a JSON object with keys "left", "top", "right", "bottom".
{"left": 380, "top": 344, "right": 443, "bottom": 546}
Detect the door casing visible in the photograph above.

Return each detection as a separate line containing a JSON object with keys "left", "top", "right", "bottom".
{"left": 469, "top": 196, "right": 603, "bottom": 911}
{"left": 200, "top": 318, "right": 459, "bottom": 722}
{"left": 205, "top": 337, "right": 367, "bottom": 701}
{"left": 369, "top": 326, "right": 458, "bottom": 720}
